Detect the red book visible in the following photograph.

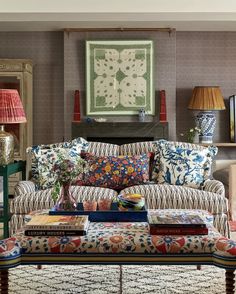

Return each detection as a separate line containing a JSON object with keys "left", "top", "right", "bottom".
{"left": 149, "top": 226, "right": 208, "bottom": 235}
{"left": 73, "top": 90, "right": 81, "bottom": 122}
{"left": 159, "top": 90, "right": 167, "bottom": 122}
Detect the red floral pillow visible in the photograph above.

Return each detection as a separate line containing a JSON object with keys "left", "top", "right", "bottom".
{"left": 82, "top": 153, "right": 150, "bottom": 190}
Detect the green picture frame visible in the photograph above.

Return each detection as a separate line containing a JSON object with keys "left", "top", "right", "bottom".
{"left": 86, "top": 40, "right": 154, "bottom": 115}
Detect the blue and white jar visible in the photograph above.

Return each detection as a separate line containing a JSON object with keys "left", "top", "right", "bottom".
{"left": 195, "top": 111, "right": 216, "bottom": 143}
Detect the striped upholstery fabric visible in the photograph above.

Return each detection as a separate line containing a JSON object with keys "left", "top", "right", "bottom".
{"left": 9, "top": 214, "right": 26, "bottom": 237}
{"left": 122, "top": 184, "right": 227, "bottom": 214}
{"left": 10, "top": 140, "right": 228, "bottom": 237}
{"left": 11, "top": 186, "right": 117, "bottom": 214}
{"left": 87, "top": 142, "right": 119, "bottom": 156}
{"left": 120, "top": 141, "right": 156, "bottom": 155}
{"left": 203, "top": 179, "right": 225, "bottom": 196}
{"left": 14, "top": 181, "right": 36, "bottom": 196}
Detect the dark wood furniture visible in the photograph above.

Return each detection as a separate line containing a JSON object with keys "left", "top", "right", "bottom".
{"left": 0, "top": 161, "right": 26, "bottom": 238}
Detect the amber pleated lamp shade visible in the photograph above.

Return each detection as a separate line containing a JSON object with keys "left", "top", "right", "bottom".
{"left": 188, "top": 86, "right": 225, "bottom": 111}
{"left": 0, "top": 89, "right": 26, "bottom": 123}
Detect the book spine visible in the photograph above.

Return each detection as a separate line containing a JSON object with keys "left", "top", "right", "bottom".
{"left": 149, "top": 227, "right": 208, "bottom": 235}
{"left": 25, "top": 223, "right": 88, "bottom": 230}
{"left": 25, "top": 230, "right": 87, "bottom": 236}
{"left": 148, "top": 224, "right": 206, "bottom": 228}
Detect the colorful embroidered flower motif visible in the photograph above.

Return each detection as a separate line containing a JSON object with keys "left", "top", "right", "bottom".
{"left": 151, "top": 235, "right": 186, "bottom": 254}
{"left": 215, "top": 237, "right": 236, "bottom": 255}
{"left": 0, "top": 237, "right": 18, "bottom": 254}
{"left": 48, "top": 236, "right": 82, "bottom": 253}
{"left": 83, "top": 153, "right": 150, "bottom": 189}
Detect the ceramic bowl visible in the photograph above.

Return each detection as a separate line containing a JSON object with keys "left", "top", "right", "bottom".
{"left": 117, "top": 193, "right": 145, "bottom": 211}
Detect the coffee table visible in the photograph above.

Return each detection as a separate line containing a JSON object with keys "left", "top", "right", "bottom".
{"left": 1, "top": 209, "right": 236, "bottom": 294}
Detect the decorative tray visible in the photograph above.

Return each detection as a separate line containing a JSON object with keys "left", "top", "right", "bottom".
{"left": 49, "top": 202, "right": 147, "bottom": 222}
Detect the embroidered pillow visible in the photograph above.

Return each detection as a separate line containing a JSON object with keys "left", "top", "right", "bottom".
{"left": 152, "top": 140, "right": 218, "bottom": 189}
{"left": 82, "top": 153, "right": 150, "bottom": 190}
{"left": 29, "top": 137, "right": 89, "bottom": 190}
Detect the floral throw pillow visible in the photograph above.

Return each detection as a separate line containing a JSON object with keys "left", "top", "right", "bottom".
{"left": 82, "top": 153, "right": 150, "bottom": 190}
{"left": 152, "top": 140, "right": 218, "bottom": 189}
{"left": 29, "top": 137, "right": 89, "bottom": 190}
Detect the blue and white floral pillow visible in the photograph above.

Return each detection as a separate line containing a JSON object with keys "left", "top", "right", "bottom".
{"left": 28, "top": 137, "right": 89, "bottom": 190}
{"left": 152, "top": 140, "right": 218, "bottom": 189}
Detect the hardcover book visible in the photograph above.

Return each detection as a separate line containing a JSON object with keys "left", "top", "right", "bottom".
{"left": 148, "top": 213, "right": 206, "bottom": 228}
{"left": 148, "top": 212, "right": 208, "bottom": 235}
{"left": 24, "top": 230, "right": 87, "bottom": 237}
{"left": 24, "top": 215, "right": 89, "bottom": 231}
{"left": 149, "top": 226, "right": 208, "bottom": 235}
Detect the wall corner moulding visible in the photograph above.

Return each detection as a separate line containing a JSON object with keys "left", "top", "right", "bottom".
{"left": 85, "top": 40, "right": 154, "bottom": 116}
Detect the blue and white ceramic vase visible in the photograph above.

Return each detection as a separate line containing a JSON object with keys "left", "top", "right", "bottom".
{"left": 195, "top": 111, "right": 216, "bottom": 143}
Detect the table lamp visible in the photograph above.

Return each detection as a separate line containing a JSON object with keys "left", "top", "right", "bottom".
{"left": 0, "top": 89, "right": 27, "bottom": 165}
{"left": 188, "top": 86, "right": 225, "bottom": 143}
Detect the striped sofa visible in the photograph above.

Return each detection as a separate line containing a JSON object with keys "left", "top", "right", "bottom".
{"left": 10, "top": 141, "right": 228, "bottom": 237}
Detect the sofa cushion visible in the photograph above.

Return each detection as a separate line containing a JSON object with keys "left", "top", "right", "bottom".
{"left": 10, "top": 185, "right": 118, "bottom": 214}
{"left": 83, "top": 153, "right": 150, "bottom": 190}
{"left": 152, "top": 140, "right": 218, "bottom": 189}
{"left": 29, "top": 137, "right": 89, "bottom": 190}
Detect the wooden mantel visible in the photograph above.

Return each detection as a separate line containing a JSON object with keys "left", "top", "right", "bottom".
{"left": 72, "top": 121, "right": 168, "bottom": 144}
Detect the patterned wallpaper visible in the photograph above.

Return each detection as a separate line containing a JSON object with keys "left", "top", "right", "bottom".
{"left": 0, "top": 31, "right": 235, "bottom": 159}
{"left": 176, "top": 32, "right": 236, "bottom": 159}
{"left": 0, "top": 32, "right": 64, "bottom": 145}
{"left": 64, "top": 31, "right": 176, "bottom": 141}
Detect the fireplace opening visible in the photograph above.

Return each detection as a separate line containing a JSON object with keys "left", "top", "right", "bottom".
{"left": 87, "top": 137, "right": 154, "bottom": 145}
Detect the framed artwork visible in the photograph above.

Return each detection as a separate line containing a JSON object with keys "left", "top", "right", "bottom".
{"left": 229, "top": 95, "right": 236, "bottom": 142}
{"left": 86, "top": 40, "right": 154, "bottom": 115}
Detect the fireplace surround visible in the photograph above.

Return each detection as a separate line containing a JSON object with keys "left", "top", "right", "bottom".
{"left": 72, "top": 122, "right": 168, "bottom": 145}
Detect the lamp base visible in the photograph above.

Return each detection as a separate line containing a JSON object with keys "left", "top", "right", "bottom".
{"left": 195, "top": 111, "right": 216, "bottom": 144}
{"left": 0, "top": 125, "right": 14, "bottom": 165}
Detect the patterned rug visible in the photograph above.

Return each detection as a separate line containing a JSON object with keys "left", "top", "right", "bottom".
{"left": 8, "top": 264, "right": 226, "bottom": 294}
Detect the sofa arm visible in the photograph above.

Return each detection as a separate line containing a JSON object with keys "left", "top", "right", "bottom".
{"left": 14, "top": 180, "right": 36, "bottom": 197}
{"left": 203, "top": 179, "right": 225, "bottom": 196}
{"left": 230, "top": 164, "right": 236, "bottom": 220}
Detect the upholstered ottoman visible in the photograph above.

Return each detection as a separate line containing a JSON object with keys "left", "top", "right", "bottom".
{"left": 1, "top": 209, "right": 236, "bottom": 294}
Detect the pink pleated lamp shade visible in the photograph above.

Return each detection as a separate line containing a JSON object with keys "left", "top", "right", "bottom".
{"left": 0, "top": 89, "right": 27, "bottom": 124}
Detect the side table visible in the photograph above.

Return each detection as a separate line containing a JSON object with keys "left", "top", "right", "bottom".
{"left": 0, "top": 161, "right": 26, "bottom": 239}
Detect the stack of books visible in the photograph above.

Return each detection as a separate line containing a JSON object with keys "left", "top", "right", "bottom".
{"left": 24, "top": 215, "right": 89, "bottom": 236}
{"left": 148, "top": 212, "right": 208, "bottom": 235}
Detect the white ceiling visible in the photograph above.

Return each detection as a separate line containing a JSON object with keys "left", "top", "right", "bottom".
{"left": 2, "top": 0, "right": 236, "bottom": 31}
